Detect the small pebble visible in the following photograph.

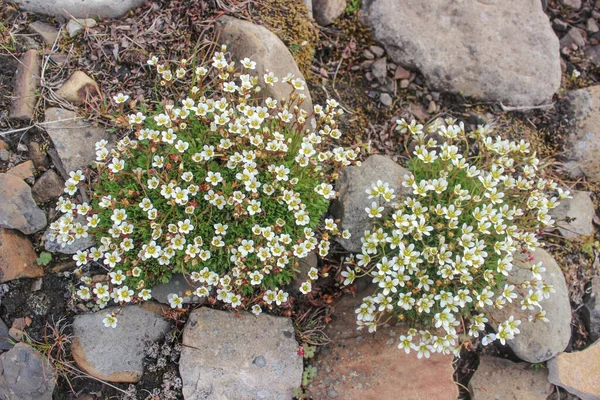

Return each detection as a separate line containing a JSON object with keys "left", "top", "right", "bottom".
{"left": 363, "top": 49, "right": 375, "bottom": 60}
{"left": 327, "top": 389, "right": 339, "bottom": 398}
{"left": 380, "top": 93, "right": 393, "bottom": 106}
{"left": 252, "top": 356, "right": 267, "bottom": 368}
{"left": 400, "top": 79, "right": 410, "bottom": 89}
{"left": 0, "top": 149, "right": 9, "bottom": 162}
{"left": 427, "top": 100, "right": 437, "bottom": 113}
{"left": 369, "top": 45, "right": 385, "bottom": 57}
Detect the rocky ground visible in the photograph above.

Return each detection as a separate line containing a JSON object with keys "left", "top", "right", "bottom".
{"left": 1, "top": 0, "right": 600, "bottom": 399}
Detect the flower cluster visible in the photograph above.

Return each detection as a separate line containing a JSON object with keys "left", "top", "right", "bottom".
{"left": 342, "top": 118, "right": 569, "bottom": 358}
{"left": 49, "top": 47, "right": 356, "bottom": 327}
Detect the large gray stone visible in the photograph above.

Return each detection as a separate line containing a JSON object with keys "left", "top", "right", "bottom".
{"left": 0, "top": 342, "right": 56, "bottom": 400}
{"left": 152, "top": 273, "right": 206, "bottom": 305}
{"left": 72, "top": 303, "right": 170, "bottom": 383}
{"left": 180, "top": 308, "right": 302, "bottom": 400}
{"left": 469, "top": 356, "right": 554, "bottom": 400}
{"left": 313, "top": 0, "right": 347, "bottom": 26}
{"left": 550, "top": 190, "right": 595, "bottom": 240}
{"left": 563, "top": 86, "right": 600, "bottom": 184}
{"left": 0, "top": 174, "right": 47, "bottom": 235}
{"left": 362, "top": 0, "right": 561, "bottom": 106}
{"left": 12, "top": 0, "right": 145, "bottom": 19}
{"left": 584, "top": 277, "right": 600, "bottom": 342}
{"left": 0, "top": 318, "right": 13, "bottom": 351}
{"left": 44, "top": 108, "right": 112, "bottom": 179}
{"left": 216, "top": 17, "right": 314, "bottom": 127}
{"left": 487, "top": 248, "right": 571, "bottom": 363}
{"left": 43, "top": 215, "right": 95, "bottom": 255}
{"left": 548, "top": 339, "right": 600, "bottom": 400}
{"left": 331, "top": 155, "right": 410, "bottom": 252}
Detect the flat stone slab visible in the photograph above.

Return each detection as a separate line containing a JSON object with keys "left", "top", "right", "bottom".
{"left": 12, "top": 0, "right": 145, "bottom": 18}
{"left": 0, "top": 342, "right": 56, "bottom": 400}
{"left": 180, "top": 308, "right": 302, "bottom": 400}
{"left": 307, "top": 285, "right": 458, "bottom": 400}
{"left": 0, "top": 174, "right": 47, "bottom": 235}
{"left": 44, "top": 108, "right": 112, "bottom": 178}
{"left": 72, "top": 303, "right": 170, "bottom": 383}
{"left": 469, "top": 356, "right": 554, "bottom": 400}
{"left": 0, "top": 228, "right": 43, "bottom": 283}
{"left": 548, "top": 339, "right": 600, "bottom": 400}
{"left": 9, "top": 49, "right": 40, "bottom": 121}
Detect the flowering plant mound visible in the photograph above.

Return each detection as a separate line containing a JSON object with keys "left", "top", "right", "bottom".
{"left": 341, "top": 118, "right": 570, "bottom": 358}
{"left": 49, "top": 47, "right": 356, "bottom": 327}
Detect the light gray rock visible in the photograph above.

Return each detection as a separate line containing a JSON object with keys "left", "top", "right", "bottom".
{"left": 313, "top": 0, "right": 347, "bottom": 26}
{"left": 0, "top": 174, "right": 47, "bottom": 235}
{"left": 548, "top": 340, "right": 600, "bottom": 400}
{"left": 44, "top": 108, "right": 112, "bottom": 179}
{"left": 72, "top": 303, "right": 170, "bottom": 383}
{"left": 152, "top": 273, "right": 206, "bottom": 305}
{"left": 66, "top": 18, "right": 97, "bottom": 37}
{"left": 362, "top": 0, "right": 561, "bottom": 106}
{"left": 12, "top": 0, "right": 145, "bottom": 19}
{"left": 216, "top": 17, "right": 314, "bottom": 128}
{"left": 559, "top": 0, "right": 582, "bottom": 9}
{"left": 370, "top": 57, "right": 387, "bottom": 84}
{"left": 180, "top": 308, "right": 302, "bottom": 400}
{"left": 487, "top": 248, "right": 571, "bottom": 363}
{"left": 0, "top": 318, "right": 13, "bottom": 350}
{"left": 0, "top": 342, "right": 56, "bottom": 400}
{"left": 469, "top": 356, "right": 554, "bottom": 400}
{"left": 303, "top": 0, "right": 313, "bottom": 18}
{"left": 563, "top": 85, "right": 600, "bottom": 184}
{"left": 380, "top": 92, "right": 393, "bottom": 106}
{"left": 29, "top": 21, "right": 59, "bottom": 45}
{"left": 550, "top": 190, "right": 595, "bottom": 240}
{"left": 584, "top": 277, "right": 600, "bottom": 342}
{"left": 43, "top": 216, "right": 94, "bottom": 254}
{"left": 331, "top": 155, "right": 410, "bottom": 252}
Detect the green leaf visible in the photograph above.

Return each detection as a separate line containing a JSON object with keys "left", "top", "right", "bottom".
{"left": 36, "top": 252, "right": 52, "bottom": 266}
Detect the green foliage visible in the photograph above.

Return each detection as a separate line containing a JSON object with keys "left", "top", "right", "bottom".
{"left": 302, "top": 365, "right": 317, "bottom": 386}
{"left": 36, "top": 251, "right": 52, "bottom": 266}
{"left": 346, "top": 0, "right": 361, "bottom": 14}
{"left": 49, "top": 48, "right": 357, "bottom": 317}
{"left": 303, "top": 344, "right": 316, "bottom": 359}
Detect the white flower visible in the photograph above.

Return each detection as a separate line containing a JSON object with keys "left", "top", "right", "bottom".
{"left": 168, "top": 294, "right": 184, "bottom": 309}
{"left": 103, "top": 314, "right": 118, "bottom": 328}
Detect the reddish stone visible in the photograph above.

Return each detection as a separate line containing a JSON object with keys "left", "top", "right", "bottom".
{"left": 0, "top": 229, "right": 43, "bottom": 283}
{"left": 9, "top": 49, "right": 40, "bottom": 121}
{"left": 307, "top": 285, "right": 458, "bottom": 400}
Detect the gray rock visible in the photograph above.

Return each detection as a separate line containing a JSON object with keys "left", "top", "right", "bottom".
{"left": 32, "top": 169, "right": 65, "bottom": 205}
{"left": 12, "top": 0, "right": 145, "bottom": 19}
{"left": 362, "top": 0, "right": 561, "bottom": 106}
{"left": 313, "top": 0, "right": 347, "bottom": 26}
{"left": 560, "top": 28, "right": 586, "bottom": 49}
{"left": 585, "top": 45, "right": 600, "bottom": 67}
{"left": 370, "top": 57, "right": 387, "bottom": 84}
{"left": 369, "top": 45, "right": 385, "bottom": 57}
{"left": 29, "top": 21, "right": 59, "bottom": 45}
{"left": 487, "top": 248, "right": 571, "bottom": 363}
{"left": 0, "top": 150, "right": 8, "bottom": 162}
{"left": 380, "top": 92, "right": 393, "bottom": 106}
{"left": 43, "top": 215, "right": 95, "bottom": 254}
{"left": 588, "top": 18, "right": 600, "bottom": 34}
{"left": 44, "top": 108, "right": 113, "bottom": 179}
{"left": 584, "top": 277, "right": 600, "bottom": 342}
{"left": 550, "top": 190, "right": 595, "bottom": 240}
{"left": 469, "top": 356, "right": 554, "bottom": 400}
{"left": 0, "top": 174, "right": 47, "bottom": 235}
{"left": 152, "top": 273, "right": 206, "bottom": 305}
{"left": 563, "top": 85, "right": 600, "bottom": 184}
{"left": 0, "top": 318, "right": 13, "bottom": 350}
{"left": 559, "top": 0, "right": 582, "bottom": 9}
{"left": 217, "top": 17, "right": 314, "bottom": 128}
{"left": 66, "top": 18, "right": 97, "bottom": 37}
{"left": 303, "top": 0, "right": 313, "bottom": 18}
{"left": 180, "top": 308, "right": 302, "bottom": 400}
{"left": 288, "top": 252, "right": 318, "bottom": 295}
{"left": 331, "top": 155, "right": 410, "bottom": 252}
{"left": 553, "top": 19, "right": 569, "bottom": 32}
{"left": 72, "top": 303, "right": 170, "bottom": 383}
{"left": 0, "top": 342, "right": 56, "bottom": 400}
{"left": 548, "top": 339, "right": 600, "bottom": 400}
